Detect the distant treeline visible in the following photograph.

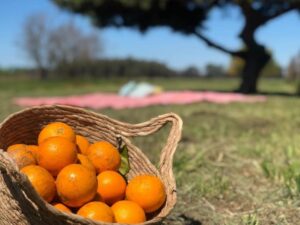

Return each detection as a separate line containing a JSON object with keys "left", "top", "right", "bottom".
{"left": 1, "top": 56, "right": 283, "bottom": 79}
{"left": 1, "top": 58, "right": 205, "bottom": 78}
{"left": 55, "top": 58, "right": 179, "bottom": 78}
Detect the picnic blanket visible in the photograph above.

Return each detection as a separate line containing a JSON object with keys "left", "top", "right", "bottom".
{"left": 14, "top": 91, "right": 267, "bottom": 109}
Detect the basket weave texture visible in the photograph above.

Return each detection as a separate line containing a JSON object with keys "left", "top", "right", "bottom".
{"left": 0, "top": 105, "right": 182, "bottom": 225}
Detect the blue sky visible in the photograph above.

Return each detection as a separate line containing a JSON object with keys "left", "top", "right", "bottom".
{"left": 1, "top": 1, "right": 300, "bottom": 71}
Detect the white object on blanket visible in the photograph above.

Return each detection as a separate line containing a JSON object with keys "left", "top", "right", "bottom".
{"left": 119, "top": 81, "right": 137, "bottom": 96}
{"left": 119, "top": 81, "right": 162, "bottom": 98}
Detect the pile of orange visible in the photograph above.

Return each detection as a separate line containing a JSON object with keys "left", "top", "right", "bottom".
{"left": 6, "top": 122, "right": 166, "bottom": 224}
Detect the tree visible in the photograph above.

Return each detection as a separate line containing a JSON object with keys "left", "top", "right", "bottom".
{"left": 52, "top": 0, "right": 300, "bottom": 93}
{"left": 228, "top": 55, "right": 282, "bottom": 77}
{"left": 181, "top": 66, "right": 202, "bottom": 77}
{"left": 287, "top": 53, "right": 300, "bottom": 81}
{"left": 205, "top": 63, "right": 226, "bottom": 77}
{"left": 287, "top": 52, "right": 300, "bottom": 94}
{"left": 19, "top": 13, "right": 102, "bottom": 79}
{"left": 19, "top": 13, "right": 50, "bottom": 79}
{"left": 227, "top": 56, "right": 244, "bottom": 77}
{"left": 48, "top": 22, "right": 102, "bottom": 69}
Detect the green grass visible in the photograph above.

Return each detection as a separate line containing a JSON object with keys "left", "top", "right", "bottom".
{"left": 1, "top": 76, "right": 300, "bottom": 224}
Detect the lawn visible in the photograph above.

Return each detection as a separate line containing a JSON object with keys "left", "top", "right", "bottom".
{"left": 1, "top": 76, "right": 300, "bottom": 225}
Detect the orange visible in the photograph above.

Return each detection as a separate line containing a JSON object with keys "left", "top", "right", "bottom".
{"left": 52, "top": 203, "right": 72, "bottom": 213}
{"left": 87, "top": 141, "right": 121, "bottom": 173}
{"left": 38, "top": 137, "right": 77, "bottom": 176}
{"left": 38, "top": 122, "right": 75, "bottom": 144}
{"left": 7, "top": 144, "right": 36, "bottom": 169}
{"left": 77, "top": 201, "right": 114, "bottom": 223}
{"left": 97, "top": 171, "right": 126, "bottom": 205}
{"left": 7, "top": 143, "right": 27, "bottom": 152}
{"left": 26, "top": 145, "right": 39, "bottom": 160}
{"left": 77, "top": 154, "right": 96, "bottom": 174}
{"left": 126, "top": 175, "right": 166, "bottom": 213}
{"left": 56, "top": 164, "right": 97, "bottom": 208}
{"left": 76, "top": 135, "right": 90, "bottom": 155}
{"left": 21, "top": 165, "right": 56, "bottom": 203}
{"left": 111, "top": 200, "right": 146, "bottom": 224}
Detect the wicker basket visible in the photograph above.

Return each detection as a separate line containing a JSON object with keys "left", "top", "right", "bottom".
{"left": 0, "top": 105, "right": 182, "bottom": 225}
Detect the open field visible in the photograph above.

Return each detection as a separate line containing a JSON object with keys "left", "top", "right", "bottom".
{"left": 1, "top": 77, "right": 300, "bottom": 224}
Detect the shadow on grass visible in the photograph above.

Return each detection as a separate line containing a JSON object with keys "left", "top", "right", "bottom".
{"left": 188, "top": 87, "right": 298, "bottom": 97}
{"left": 256, "top": 91, "right": 298, "bottom": 97}
{"left": 179, "top": 214, "right": 202, "bottom": 225}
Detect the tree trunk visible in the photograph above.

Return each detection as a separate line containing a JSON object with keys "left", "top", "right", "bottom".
{"left": 39, "top": 68, "right": 48, "bottom": 80}
{"left": 237, "top": 44, "right": 270, "bottom": 94}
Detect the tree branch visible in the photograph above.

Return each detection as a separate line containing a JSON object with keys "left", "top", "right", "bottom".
{"left": 264, "top": 2, "right": 300, "bottom": 22}
{"left": 194, "top": 31, "right": 243, "bottom": 57}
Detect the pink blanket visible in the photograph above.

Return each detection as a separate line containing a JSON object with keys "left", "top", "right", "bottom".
{"left": 14, "top": 91, "right": 266, "bottom": 109}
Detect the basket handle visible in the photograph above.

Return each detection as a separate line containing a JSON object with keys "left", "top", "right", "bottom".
{"left": 118, "top": 113, "right": 183, "bottom": 180}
